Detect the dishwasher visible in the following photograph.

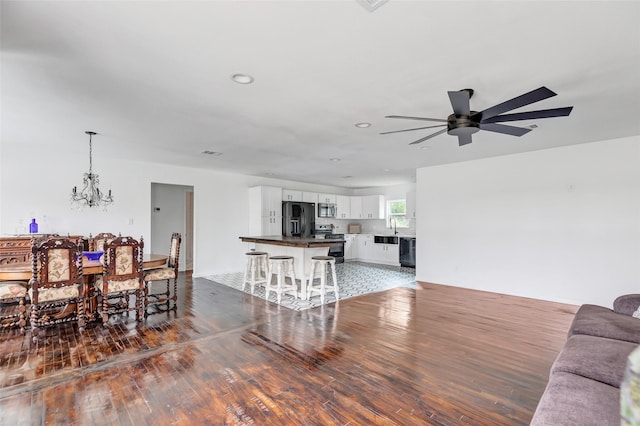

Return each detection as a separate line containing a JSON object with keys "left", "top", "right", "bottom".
{"left": 399, "top": 237, "right": 416, "bottom": 268}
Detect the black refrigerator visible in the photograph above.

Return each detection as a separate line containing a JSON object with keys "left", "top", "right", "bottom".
{"left": 282, "top": 201, "right": 315, "bottom": 238}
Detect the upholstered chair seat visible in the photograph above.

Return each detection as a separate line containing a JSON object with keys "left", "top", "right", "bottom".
{"left": 28, "top": 285, "right": 79, "bottom": 302}
{"left": 0, "top": 281, "right": 27, "bottom": 300}
{"left": 143, "top": 267, "right": 175, "bottom": 281}
{"left": 0, "top": 281, "right": 28, "bottom": 330}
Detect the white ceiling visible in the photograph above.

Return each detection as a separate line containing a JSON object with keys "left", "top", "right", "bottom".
{"left": 2, "top": 1, "right": 640, "bottom": 188}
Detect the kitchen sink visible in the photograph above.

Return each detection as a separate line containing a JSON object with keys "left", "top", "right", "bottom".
{"left": 374, "top": 235, "right": 398, "bottom": 244}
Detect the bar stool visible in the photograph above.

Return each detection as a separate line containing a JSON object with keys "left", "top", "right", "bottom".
{"left": 307, "top": 256, "right": 339, "bottom": 304}
{"left": 243, "top": 251, "right": 269, "bottom": 294}
{"left": 266, "top": 256, "right": 297, "bottom": 303}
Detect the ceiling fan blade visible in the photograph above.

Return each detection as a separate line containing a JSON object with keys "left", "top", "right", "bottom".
{"left": 475, "top": 86, "right": 557, "bottom": 121}
{"left": 409, "top": 128, "right": 448, "bottom": 145}
{"left": 479, "top": 123, "right": 532, "bottom": 137}
{"left": 385, "top": 115, "right": 448, "bottom": 123}
{"left": 448, "top": 90, "right": 471, "bottom": 116}
{"left": 480, "top": 106, "right": 574, "bottom": 124}
{"left": 457, "top": 134, "right": 473, "bottom": 146}
{"left": 380, "top": 124, "right": 447, "bottom": 135}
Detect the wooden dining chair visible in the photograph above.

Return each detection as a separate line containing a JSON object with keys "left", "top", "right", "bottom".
{"left": 96, "top": 235, "right": 144, "bottom": 322}
{"left": 89, "top": 232, "right": 117, "bottom": 252}
{"left": 143, "top": 232, "right": 181, "bottom": 315}
{"left": 29, "top": 236, "right": 85, "bottom": 339}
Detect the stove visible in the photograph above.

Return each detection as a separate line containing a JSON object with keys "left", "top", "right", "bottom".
{"left": 315, "top": 225, "right": 345, "bottom": 263}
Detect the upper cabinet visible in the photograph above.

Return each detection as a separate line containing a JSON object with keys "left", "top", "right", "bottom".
{"left": 302, "top": 191, "right": 318, "bottom": 203}
{"left": 336, "top": 195, "right": 351, "bottom": 219}
{"left": 249, "top": 186, "right": 282, "bottom": 236}
{"left": 318, "top": 193, "right": 337, "bottom": 204}
{"left": 350, "top": 196, "right": 363, "bottom": 220}
{"left": 282, "top": 189, "right": 318, "bottom": 203}
{"left": 362, "top": 195, "right": 384, "bottom": 219}
{"left": 282, "top": 189, "right": 302, "bottom": 202}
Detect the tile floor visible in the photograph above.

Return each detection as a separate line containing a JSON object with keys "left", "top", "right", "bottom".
{"left": 205, "top": 260, "right": 417, "bottom": 310}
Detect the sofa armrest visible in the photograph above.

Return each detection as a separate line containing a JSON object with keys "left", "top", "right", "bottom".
{"left": 613, "top": 294, "right": 640, "bottom": 316}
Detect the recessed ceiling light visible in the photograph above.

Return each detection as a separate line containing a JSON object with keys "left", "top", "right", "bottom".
{"left": 202, "top": 150, "right": 223, "bottom": 156}
{"left": 329, "top": 157, "right": 341, "bottom": 162}
{"left": 355, "top": 122, "right": 371, "bottom": 128}
{"left": 231, "top": 73, "right": 254, "bottom": 84}
{"left": 383, "top": 168, "right": 390, "bottom": 172}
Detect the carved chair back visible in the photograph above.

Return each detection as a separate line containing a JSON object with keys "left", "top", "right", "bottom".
{"left": 168, "top": 233, "right": 182, "bottom": 271}
{"left": 90, "top": 232, "right": 117, "bottom": 252}
{"left": 29, "top": 236, "right": 84, "bottom": 305}
{"left": 101, "top": 236, "right": 143, "bottom": 292}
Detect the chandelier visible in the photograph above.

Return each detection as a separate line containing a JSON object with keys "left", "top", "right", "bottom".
{"left": 70, "top": 131, "right": 114, "bottom": 208}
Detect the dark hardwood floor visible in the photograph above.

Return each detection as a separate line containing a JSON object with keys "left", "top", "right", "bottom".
{"left": 0, "top": 273, "right": 578, "bottom": 425}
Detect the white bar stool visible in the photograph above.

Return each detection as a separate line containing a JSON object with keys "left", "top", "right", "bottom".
{"left": 242, "top": 251, "right": 269, "bottom": 294}
{"left": 307, "top": 256, "right": 339, "bottom": 304}
{"left": 266, "top": 255, "right": 297, "bottom": 303}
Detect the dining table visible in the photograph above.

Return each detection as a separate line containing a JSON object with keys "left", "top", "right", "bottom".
{"left": 0, "top": 253, "right": 169, "bottom": 320}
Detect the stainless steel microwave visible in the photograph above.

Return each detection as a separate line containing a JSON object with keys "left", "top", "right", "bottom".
{"left": 317, "top": 203, "right": 336, "bottom": 218}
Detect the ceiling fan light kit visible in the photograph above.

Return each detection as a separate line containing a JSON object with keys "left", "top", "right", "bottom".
{"left": 383, "top": 86, "right": 573, "bottom": 146}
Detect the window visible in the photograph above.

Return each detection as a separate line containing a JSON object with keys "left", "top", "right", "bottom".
{"left": 387, "top": 199, "right": 409, "bottom": 228}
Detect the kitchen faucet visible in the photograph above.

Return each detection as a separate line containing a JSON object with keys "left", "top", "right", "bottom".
{"left": 390, "top": 217, "right": 398, "bottom": 235}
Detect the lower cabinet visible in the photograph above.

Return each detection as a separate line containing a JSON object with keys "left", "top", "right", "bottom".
{"left": 371, "top": 243, "right": 399, "bottom": 265}
{"left": 351, "top": 234, "right": 399, "bottom": 265}
{"left": 344, "top": 234, "right": 356, "bottom": 260}
{"left": 354, "top": 234, "right": 373, "bottom": 261}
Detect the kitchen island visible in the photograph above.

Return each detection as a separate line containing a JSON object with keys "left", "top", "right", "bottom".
{"left": 239, "top": 236, "right": 344, "bottom": 297}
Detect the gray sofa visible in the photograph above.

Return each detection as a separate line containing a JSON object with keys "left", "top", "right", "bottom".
{"left": 531, "top": 294, "right": 640, "bottom": 426}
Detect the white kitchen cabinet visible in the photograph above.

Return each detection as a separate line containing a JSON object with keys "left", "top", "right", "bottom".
{"left": 350, "top": 196, "right": 363, "bottom": 220}
{"left": 282, "top": 189, "right": 302, "bottom": 202}
{"left": 249, "top": 186, "right": 282, "bottom": 236}
{"left": 372, "top": 243, "right": 399, "bottom": 265}
{"left": 318, "top": 193, "right": 337, "bottom": 204}
{"left": 362, "top": 195, "right": 385, "bottom": 219}
{"left": 261, "top": 216, "right": 282, "bottom": 236}
{"left": 302, "top": 191, "right": 318, "bottom": 203}
{"left": 406, "top": 191, "right": 416, "bottom": 219}
{"left": 344, "top": 234, "right": 356, "bottom": 260}
{"left": 354, "top": 234, "right": 373, "bottom": 262}
{"left": 336, "top": 195, "right": 351, "bottom": 219}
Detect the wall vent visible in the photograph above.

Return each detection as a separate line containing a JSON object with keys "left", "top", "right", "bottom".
{"left": 356, "top": 0, "right": 389, "bottom": 12}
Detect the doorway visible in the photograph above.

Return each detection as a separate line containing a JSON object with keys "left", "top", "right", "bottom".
{"left": 150, "top": 183, "right": 194, "bottom": 272}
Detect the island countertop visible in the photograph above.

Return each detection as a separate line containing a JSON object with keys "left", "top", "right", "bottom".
{"left": 239, "top": 236, "right": 344, "bottom": 248}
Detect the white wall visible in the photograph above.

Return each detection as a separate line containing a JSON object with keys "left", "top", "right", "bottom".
{"left": 0, "top": 138, "right": 349, "bottom": 278}
{"left": 416, "top": 136, "right": 640, "bottom": 307}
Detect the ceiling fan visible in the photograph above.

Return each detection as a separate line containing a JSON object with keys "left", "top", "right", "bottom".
{"left": 381, "top": 86, "right": 573, "bottom": 146}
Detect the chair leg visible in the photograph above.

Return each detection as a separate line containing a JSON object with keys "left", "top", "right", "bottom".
{"left": 330, "top": 262, "right": 339, "bottom": 300}
{"left": 77, "top": 297, "right": 85, "bottom": 332}
{"left": 319, "top": 262, "right": 327, "bottom": 304}
{"left": 307, "top": 261, "right": 316, "bottom": 301}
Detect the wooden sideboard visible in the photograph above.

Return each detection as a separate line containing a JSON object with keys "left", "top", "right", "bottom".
{"left": 0, "top": 235, "right": 84, "bottom": 265}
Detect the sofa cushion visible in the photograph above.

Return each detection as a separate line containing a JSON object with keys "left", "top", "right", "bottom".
{"left": 614, "top": 294, "right": 640, "bottom": 316}
{"left": 530, "top": 372, "right": 619, "bottom": 426}
{"left": 551, "top": 334, "right": 639, "bottom": 388}
{"left": 569, "top": 304, "right": 640, "bottom": 344}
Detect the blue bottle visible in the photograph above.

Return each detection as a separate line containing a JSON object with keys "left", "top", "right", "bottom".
{"left": 29, "top": 218, "right": 38, "bottom": 233}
